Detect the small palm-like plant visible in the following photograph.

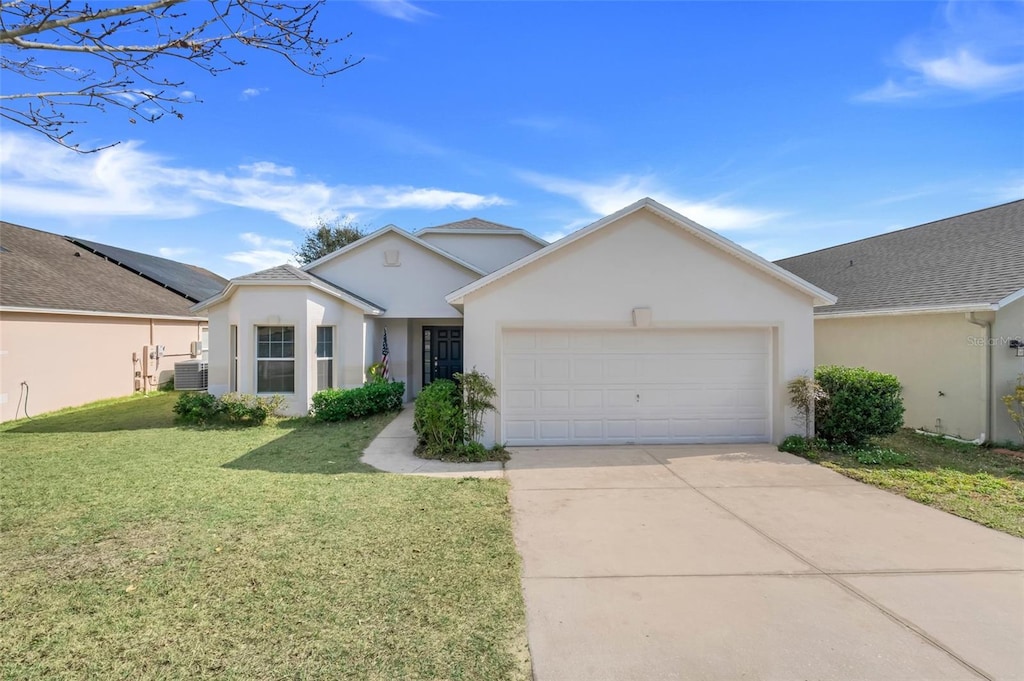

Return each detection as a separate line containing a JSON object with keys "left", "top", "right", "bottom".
{"left": 788, "top": 374, "right": 826, "bottom": 439}
{"left": 1002, "top": 375, "right": 1024, "bottom": 444}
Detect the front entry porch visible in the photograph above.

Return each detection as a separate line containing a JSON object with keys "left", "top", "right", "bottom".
{"left": 364, "top": 318, "right": 464, "bottom": 400}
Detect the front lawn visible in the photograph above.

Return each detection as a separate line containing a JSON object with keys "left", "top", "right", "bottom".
{"left": 0, "top": 393, "right": 530, "bottom": 680}
{"left": 807, "top": 430, "right": 1024, "bottom": 538}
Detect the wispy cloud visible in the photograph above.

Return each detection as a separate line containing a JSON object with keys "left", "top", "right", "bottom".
{"left": 225, "top": 233, "right": 296, "bottom": 270}
{"left": 241, "top": 87, "right": 268, "bottom": 100}
{"left": 0, "top": 132, "right": 508, "bottom": 228}
{"left": 158, "top": 246, "right": 195, "bottom": 259}
{"left": 857, "top": 1, "right": 1024, "bottom": 102}
{"left": 519, "top": 171, "right": 781, "bottom": 232}
{"left": 361, "top": 0, "right": 433, "bottom": 21}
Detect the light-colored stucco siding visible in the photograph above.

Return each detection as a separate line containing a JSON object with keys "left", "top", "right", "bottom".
{"left": 0, "top": 311, "right": 203, "bottom": 422}
{"left": 814, "top": 313, "right": 988, "bottom": 440}
{"left": 306, "top": 233, "right": 478, "bottom": 318}
{"left": 417, "top": 232, "right": 544, "bottom": 273}
{"left": 460, "top": 210, "right": 817, "bottom": 446}
{"left": 205, "top": 286, "right": 364, "bottom": 416}
{"left": 993, "top": 297, "right": 1024, "bottom": 443}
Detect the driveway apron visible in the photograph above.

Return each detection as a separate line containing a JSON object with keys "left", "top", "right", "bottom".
{"left": 506, "top": 445, "right": 1024, "bottom": 681}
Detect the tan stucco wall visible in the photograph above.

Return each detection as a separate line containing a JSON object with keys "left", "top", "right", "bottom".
{"left": 460, "top": 210, "right": 818, "bottom": 446}
{"left": 205, "top": 286, "right": 365, "bottom": 416}
{"left": 306, "top": 232, "right": 478, "bottom": 319}
{"left": 814, "top": 313, "right": 988, "bottom": 440}
{"left": 0, "top": 311, "right": 204, "bottom": 422}
{"left": 993, "top": 298, "right": 1024, "bottom": 443}
{"left": 417, "top": 232, "right": 544, "bottom": 273}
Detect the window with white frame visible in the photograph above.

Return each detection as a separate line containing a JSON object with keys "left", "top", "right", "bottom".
{"left": 256, "top": 326, "right": 295, "bottom": 393}
{"left": 316, "top": 326, "right": 333, "bottom": 391}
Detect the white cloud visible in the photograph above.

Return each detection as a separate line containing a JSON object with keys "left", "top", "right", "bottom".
{"left": 519, "top": 171, "right": 780, "bottom": 232}
{"left": 361, "top": 0, "right": 433, "bottom": 21}
{"left": 225, "top": 233, "right": 297, "bottom": 271}
{"left": 241, "top": 87, "right": 267, "bottom": 99}
{"left": 158, "top": 246, "right": 195, "bottom": 258}
{"left": 0, "top": 131, "right": 508, "bottom": 227}
{"left": 858, "top": 1, "right": 1024, "bottom": 102}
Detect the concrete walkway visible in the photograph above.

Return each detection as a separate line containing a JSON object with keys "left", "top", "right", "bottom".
{"left": 506, "top": 445, "right": 1024, "bottom": 681}
{"left": 360, "top": 408, "right": 503, "bottom": 478}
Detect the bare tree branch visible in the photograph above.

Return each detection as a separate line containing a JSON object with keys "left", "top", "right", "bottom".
{"left": 0, "top": 0, "right": 362, "bottom": 151}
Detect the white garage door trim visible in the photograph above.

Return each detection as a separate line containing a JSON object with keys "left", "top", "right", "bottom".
{"left": 500, "top": 327, "right": 772, "bottom": 446}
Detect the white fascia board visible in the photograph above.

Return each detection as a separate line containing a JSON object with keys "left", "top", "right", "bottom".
{"left": 418, "top": 227, "right": 549, "bottom": 246}
{"left": 1, "top": 306, "right": 206, "bottom": 321}
{"left": 814, "top": 303, "right": 998, "bottom": 319}
{"left": 190, "top": 280, "right": 384, "bottom": 315}
{"left": 996, "top": 287, "right": 1024, "bottom": 309}
{"left": 446, "top": 197, "right": 838, "bottom": 306}
{"left": 300, "top": 224, "right": 487, "bottom": 276}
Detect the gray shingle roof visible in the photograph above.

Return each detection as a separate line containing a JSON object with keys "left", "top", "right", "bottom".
{"left": 232, "top": 264, "right": 384, "bottom": 311}
{"left": 0, "top": 221, "right": 203, "bottom": 317}
{"left": 775, "top": 200, "right": 1024, "bottom": 314}
{"left": 70, "top": 238, "right": 227, "bottom": 302}
{"left": 420, "top": 217, "right": 523, "bottom": 232}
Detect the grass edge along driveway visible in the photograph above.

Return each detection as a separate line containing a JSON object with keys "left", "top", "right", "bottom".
{"left": 0, "top": 392, "right": 530, "bottom": 680}
{"left": 801, "top": 429, "right": 1024, "bottom": 539}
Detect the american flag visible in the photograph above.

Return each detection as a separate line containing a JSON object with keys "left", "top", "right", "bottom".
{"left": 380, "top": 327, "right": 390, "bottom": 380}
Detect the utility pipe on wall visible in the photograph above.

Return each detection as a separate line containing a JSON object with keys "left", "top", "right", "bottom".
{"left": 966, "top": 312, "right": 992, "bottom": 442}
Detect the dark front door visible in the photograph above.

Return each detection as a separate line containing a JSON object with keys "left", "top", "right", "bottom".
{"left": 424, "top": 326, "right": 463, "bottom": 384}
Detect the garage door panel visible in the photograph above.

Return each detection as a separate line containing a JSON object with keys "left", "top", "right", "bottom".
{"left": 502, "top": 329, "right": 770, "bottom": 445}
{"left": 574, "top": 389, "right": 604, "bottom": 408}
{"left": 540, "top": 390, "right": 570, "bottom": 408}
{"left": 539, "top": 421, "right": 570, "bottom": 440}
{"left": 573, "top": 420, "right": 603, "bottom": 438}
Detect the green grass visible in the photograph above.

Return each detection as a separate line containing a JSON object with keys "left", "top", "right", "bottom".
{"left": 809, "top": 430, "right": 1024, "bottom": 538}
{"left": 0, "top": 393, "right": 530, "bottom": 680}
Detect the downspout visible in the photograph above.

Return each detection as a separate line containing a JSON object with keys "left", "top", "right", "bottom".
{"left": 966, "top": 312, "right": 992, "bottom": 443}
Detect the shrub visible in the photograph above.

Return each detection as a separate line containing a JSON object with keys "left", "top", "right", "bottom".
{"left": 779, "top": 434, "right": 811, "bottom": 455}
{"left": 454, "top": 369, "right": 497, "bottom": 444}
{"left": 787, "top": 374, "right": 825, "bottom": 439}
{"left": 173, "top": 392, "right": 221, "bottom": 425}
{"left": 814, "top": 365, "right": 904, "bottom": 447}
{"left": 1002, "top": 375, "right": 1024, "bottom": 444}
{"left": 219, "top": 393, "right": 285, "bottom": 426}
{"left": 413, "top": 379, "right": 463, "bottom": 456}
{"left": 311, "top": 382, "right": 405, "bottom": 422}
{"left": 173, "top": 392, "right": 283, "bottom": 426}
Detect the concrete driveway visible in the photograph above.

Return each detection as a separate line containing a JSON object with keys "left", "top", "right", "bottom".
{"left": 506, "top": 445, "right": 1024, "bottom": 681}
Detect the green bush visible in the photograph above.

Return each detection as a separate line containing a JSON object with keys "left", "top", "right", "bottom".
{"left": 173, "top": 392, "right": 284, "bottom": 426}
{"left": 413, "top": 379, "right": 464, "bottom": 457}
{"left": 219, "top": 393, "right": 285, "bottom": 426}
{"left": 311, "top": 382, "right": 405, "bottom": 422}
{"left": 814, "top": 365, "right": 904, "bottom": 447}
{"left": 172, "top": 392, "right": 221, "bottom": 425}
{"left": 779, "top": 434, "right": 811, "bottom": 455}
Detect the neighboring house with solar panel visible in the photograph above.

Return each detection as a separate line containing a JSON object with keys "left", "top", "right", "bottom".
{"left": 0, "top": 221, "right": 228, "bottom": 422}
{"left": 776, "top": 200, "right": 1024, "bottom": 444}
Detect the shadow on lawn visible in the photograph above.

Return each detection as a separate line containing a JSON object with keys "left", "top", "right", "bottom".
{"left": 222, "top": 419, "right": 383, "bottom": 475}
{"left": 4, "top": 396, "right": 176, "bottom": 433}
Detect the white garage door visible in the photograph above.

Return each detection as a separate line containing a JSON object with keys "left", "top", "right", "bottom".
{"left": 501, "top": 328, "right": 771, "bottom": 445}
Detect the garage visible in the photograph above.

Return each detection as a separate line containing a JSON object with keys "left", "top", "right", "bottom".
{"left": 501, "top": 328, "right": 771, "bottom": 445}
{"left": 446, "top": 198, "right": 836, "bottom": 447}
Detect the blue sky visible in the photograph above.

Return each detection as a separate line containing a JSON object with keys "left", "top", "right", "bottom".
{"left": 1, "top": 0, "right": 1021, "bottom": 277}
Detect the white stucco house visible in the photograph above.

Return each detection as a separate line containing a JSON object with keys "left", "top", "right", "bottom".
{"left": 194, "top": 198, "right": 835, "bottom": 446}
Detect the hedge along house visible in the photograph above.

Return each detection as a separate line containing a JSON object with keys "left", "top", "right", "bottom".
{"left": 776, "top": 200, "right": 1024, "bottom": 444}
{"left": 195, "top": 199, "right": 835, "bottom": 447}
{"left": 0, "top": 221, "right": 227, "bottom": 422}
